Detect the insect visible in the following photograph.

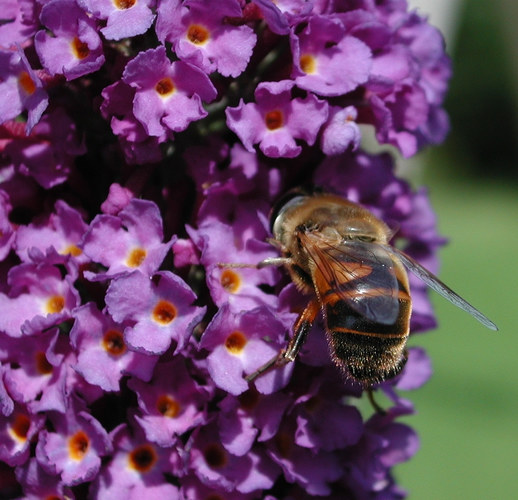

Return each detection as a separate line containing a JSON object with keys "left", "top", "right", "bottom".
{"left": 244, "top": 190, "right": 498, "bottom": 391}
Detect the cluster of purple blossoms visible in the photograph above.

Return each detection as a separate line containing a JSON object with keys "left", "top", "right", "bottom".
{"left": 0, "top": 0, "right": 451, "bottom": 498}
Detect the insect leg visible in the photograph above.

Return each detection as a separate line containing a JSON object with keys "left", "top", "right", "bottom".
{"left": 217, "top": 257, "right": 291, "bottom": 270}
{"left": 365, "top": 387, "right": 386, "bottom": 415}
{"left": 245, "top": 299, "right": 320, "bottom": 382}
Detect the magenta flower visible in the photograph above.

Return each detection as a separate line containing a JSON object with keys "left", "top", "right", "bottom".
{"left": 226, "top": 80, "right": 329, "bottom": 158}
{"left": 0, "top": 402, "right": 44, "bottom": 467}
{"left": 70, "top": 303, "right": 158, "bottom": 391}
{"left": 34, "top": 0, "right": 105, "bottom": 80}
{"left": 0, "top": 47, "right": 48, "bottom": 134}
{"left": 128, "top": 357, "right": 209, "bottom": 446}
{"left": 0, "top": 263, "right": 79, "bottom": 337}
{"left": 0, "top": 0, "right": 38, "bottom": 46}
{"left": 290, "top": 15, "right": 372, "bottom": 96}
{"left": 187, "top": 421, "right": 279, "bottom": 493}
{"left": 90, "top": 423, "right": 180, "bottom": 498}
{"left": 105, "top": 270, "right": 205, "bottom": 355}
{"left": 15, "top": 200, "right": 88, "bottom": 270}
{"left": 2, "top": 329, "right": 60, "bottom": 406}
{"left": 82, "top": 198, "right": 174, "bottom": 281}
{"left": 15, "top": 458, "right": 74, "bottom": 500}
{"left": 200, "top": 304, "right": 292, "bottom": 396}
{"left": 16, "top": 458, "right": 73, "bottom": 500}
{"left": 78, "top": 0, "right": 156, "bottom": 41}
{"left": 157, "top": 0, "right": 257, "bottom": 77}
{"left": 122, "top": 46, "right": 217, "bottom": 136}
{"left": 3, "top": 108, "right": 86, "bottom": 189}
{"left": 35, "top": 399, "right": 111, "bottom": 485}
{"left": 320, "top": 106, "right": 361, "bottom": 155}
{"left": 0, "top": 190, "right": 15, "bottom": 261}
{"left": 100, "top": 80, "right": 167, "bottom": 164}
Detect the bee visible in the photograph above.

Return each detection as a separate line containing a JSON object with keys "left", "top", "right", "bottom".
{"left": 245, "top": 191, "right": 497, "bottom": 390}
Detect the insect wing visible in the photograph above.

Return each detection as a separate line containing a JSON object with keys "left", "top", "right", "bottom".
{"left": 301, "top": 234, "right": 401, "bottom": 325}
{"left": 388, "top": 245, "right": 498, "bottom": 331}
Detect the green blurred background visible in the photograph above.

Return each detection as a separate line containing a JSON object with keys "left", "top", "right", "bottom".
{"left": 394, "top": 0, "right": 518, "bottom": 498}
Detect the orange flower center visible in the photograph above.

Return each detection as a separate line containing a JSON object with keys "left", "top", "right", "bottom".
{"left": 102, "top": 329, "right": 126, "bottom": 356}
{"left": 220, "top": 269, "right": 241, "bottom": 293}
{"left": 187, "top": 24, "right": 210, "bottom": 44}
{"left": 71, "top": 37, "right": 90, "bottom": 59}
{"left": 265, "top": 110, "right": 284, "bottom": 130}
{"left": 11, "top": 414, "right": 31, "bottom": 441}
{"left": 127, "top": 247, "right": 147, "bottom": 268}
{"left": 36, "top": 352, "right": 53, "bottom": 374}
{"left": 224, "top": 331, "right": 247, "bottom": 354}
{"left": 114, "top": 0, "right": 136, "bottom": 9}
{"left": 156, "top": 394, "right": 181, "bottom": 418}
{"left": 62, "top": 244, "right": 82, "bottom": 257}
{"left": 152, "top": 300, "right": 177, "bottom": 325}
{"left": 129, "top": 444, "right": 158, "bottom": 472}
{"left": 46, "top": 295, "right": 65, "bottom": 314}
{"left": 155, "top": 77, "right": 175, "bottom": 96}
{"left": 69, "top": 430, "right": 90, "bottom": 460}
{"left": 299, "top": 53, "right": 316, "bottom": 74}
{"left": 18, "top": 71, "right": 36, "bottom": 95}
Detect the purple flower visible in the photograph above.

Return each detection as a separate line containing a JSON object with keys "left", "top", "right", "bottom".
{"left": 128, "top": 357, "right": 209, "bottom": 446}
{"left": 3, "top": 108, "right": 86, "bottom": 189}
{"left": 35, "top": 0, "right": 105, "bottom": 80}
{"left": 189, "top": 219, "right": 279, "bottom": 310}
{"left": 187, "top": 422, "right": 279, "bottom": 493}
{"left": 266, "top": 418, "right": 343, "bottom": 496}
{"left": 252, "top": 0, "right": 313, "bottom": 34}
{"left": 226, "top": 80, "right": 329, "bottom": 158}
{"left": 218, "top": 388, "right": 293, "bottom": 455}
{"left": 0, "top": 0, "right": 38, "bottom": 46}
{"left": 70, "top": 303, "right": 158, "bottom": 391}
{"left": 320, "top": 105, "right": 361, "bottom": 155}
{"left": 100, "top": 81, "right": 167, "bottom": 164}
{"left": 105, "top": 270, "right": 205, "bottom": 355}
{"left": 122, "top": 46, "right": 217, "bottom": 136}
{"left": 157, "top": 0, "right": 257, "bottom": 77}
{"left": 0, "top": 263, "right": 79, "bottom": 337}
{"left": 200, "top": 304, "right": 292, "bottom": 396}
{"left": 35, "top": 398, "right": 111, "bottom": 485}
{"left": 0, "top": 47, "right": 48, "bottom": 134}
{"left": 15, "top": 458, "right": 74, "bottom": 500}
{"left": 0, "top": 402, "right": 45, "bottom": 466}
{"left": 290, "top": 15, "right": 372, "bottom": 96}
{"left": 15, "top": 200, "right": 89, "bottom": 270}
{"left": 292, "top": 378, "right": 364, "bottom": 451}
{"left": 0, "top": 190, "right": 15, "bottom": 261}
{"left": 16, "top": 458, "right": 74, "bottom": 500}
{"left": 82, "top": 198, "right": 174, "bottom": 281}
{"left": 90, "top": 423, "right": 180, "bottom": 499}
{"left": 361, "top": 10, "right": 452, "bottom": 156}
{"left": 78, "top": 0, "right": 156, "bottom": 41}
{"left": 2, "top": 328, "right": 61, "bottom": 406}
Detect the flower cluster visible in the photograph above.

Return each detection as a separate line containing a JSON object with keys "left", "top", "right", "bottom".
{"left": 0, "top": 0, "right": 450, "bottom": 498}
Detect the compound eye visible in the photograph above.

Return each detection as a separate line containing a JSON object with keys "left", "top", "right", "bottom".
{"left": 269, "top": 190, "right": 308, "bottom": 234}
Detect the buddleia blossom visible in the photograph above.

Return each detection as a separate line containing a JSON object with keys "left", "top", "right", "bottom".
{"left": 0, "top": 0, "right": 451, "bottom": 498}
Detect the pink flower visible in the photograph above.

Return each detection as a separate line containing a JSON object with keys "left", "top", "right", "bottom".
{"left": 226, "top": 80, "right": 328, "bottom": 158}
{"left": 157, "top": 0, "right": 257, "bottom": 77}
{"left": 122, "top": 46, "right": 217, "bottom": 136}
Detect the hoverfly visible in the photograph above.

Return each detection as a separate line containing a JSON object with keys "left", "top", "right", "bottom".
{"left": 244, "top": 191, "right": 497, "bottom": 391}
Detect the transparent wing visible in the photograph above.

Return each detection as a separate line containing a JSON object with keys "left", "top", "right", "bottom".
{"left": 387, "top": 245, "right": 498, "bottom": 331}
{"left": 300, "top": 234, "right": 401, "bottom": 325}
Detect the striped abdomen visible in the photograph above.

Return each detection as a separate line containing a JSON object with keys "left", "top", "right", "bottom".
{"left": 313, "top": 250, "right": 412, "bottom": 384}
